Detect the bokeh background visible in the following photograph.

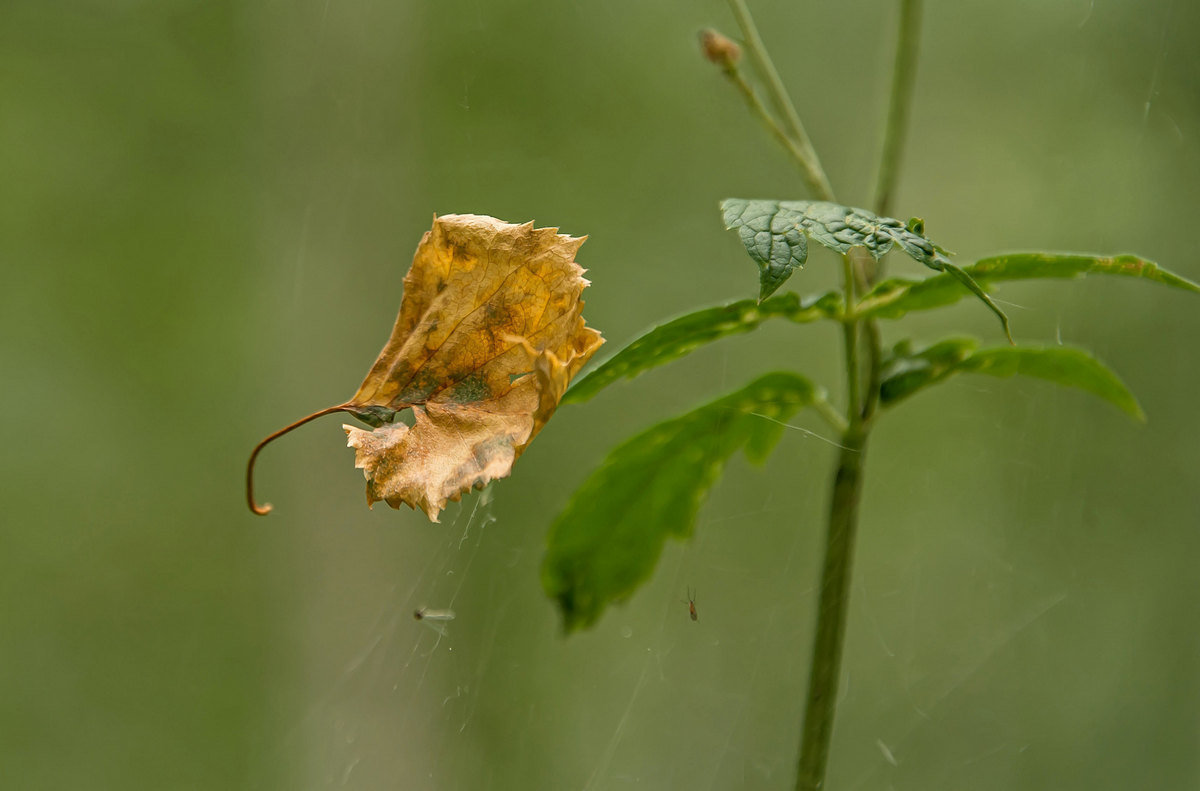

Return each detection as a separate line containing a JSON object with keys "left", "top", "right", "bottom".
{"left": 3, "top": 0, "right": 1198, "bottom": 788}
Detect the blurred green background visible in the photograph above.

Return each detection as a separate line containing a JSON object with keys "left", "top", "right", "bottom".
{"left": 3, "top": 0, "right": 1198, "bottom": 788}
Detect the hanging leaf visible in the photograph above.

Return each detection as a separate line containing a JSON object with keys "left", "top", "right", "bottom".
{"left": 721, "top": 199, "right": 1012, "bottom": 341}
{"left": 879, "top": 337, "right": 1144, "bottom": 420}
{"left": 544, "top": 372, "right": 821, "bottom": 632}
{"left": 859, "top": 252, "right": 1200, "bottom": 320}
{"left": 721, "top": 199, "right": 950, "bottom": 293}
{"left": 564, "top": 290, "right": 841, "bottom": 405}
{"left": 246, "top": 214, "right": 604, "bottom": 521}
{"left": 720, "top": 199, "right": 810, "bottom": 300}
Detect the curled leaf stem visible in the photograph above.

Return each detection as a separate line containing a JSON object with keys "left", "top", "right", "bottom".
{"left": 246, "top": 403, "right": 356, "bottom": 516}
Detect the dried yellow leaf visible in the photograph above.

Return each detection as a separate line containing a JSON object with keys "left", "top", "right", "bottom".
{"left": 246, "top": 214, "right": 603, "bottom": 520}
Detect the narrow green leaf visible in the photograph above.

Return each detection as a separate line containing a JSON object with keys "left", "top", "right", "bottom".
{"left": 563, "top": 291, "right": 841, "bottom": 405}
{"left": 721, "top": 198, "right": 956, "bottom": 299}
{"left": 877, "top": 336, "right": 978, "bottom": 404}
{"left": 957, "top": 347, "right": 1144, "bottom": 420}
{"left": 941, "top": 263, "right": 1014, "bottom": 344}
{"left": 860, "top": 252, "right": 1200, "bottom": 320}
{"left": 880, "top": 339, "right": 1144, "bottom": 421}
{"left": 544, "top": 372, "right": 821, "bottom": 632}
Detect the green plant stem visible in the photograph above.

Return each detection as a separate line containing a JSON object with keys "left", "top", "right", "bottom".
{"left": 726, "top": 0, "right": 835, "bottom": 201}
{"left": 873, "top": 0, "right": 924, "bottom": 219}
{"left": 839, "top": 256, "right": 863, "bottom": 413}
{"left": 861, "top": 319, "right": 884, "bottom": 423}
{"left": 722, "top": 65, "right": 831, "bottom": 195}
{"left": 794, "top": 253, "right": 874, "bottom": 791}
{"left": 795, "top": 424, "right": 867, "bottom": 791}
{"left": 794, "top": 0, "right": 924, "bottom": 774}
{"left": 861, "top": 0, "right": 922, "bottom": 444}
{"left": 847, "top": 247, "right": 884, "bottom": 425}
{"left": 715, "top": 4, "right": 923, "bottom": 789}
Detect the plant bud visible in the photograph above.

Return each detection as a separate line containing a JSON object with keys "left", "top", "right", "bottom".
{"left": 699, "top": 29, "right": 741, "bottom": 68}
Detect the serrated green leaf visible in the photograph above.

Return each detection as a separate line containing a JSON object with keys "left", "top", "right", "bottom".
{"left": 563, "top": 291, "right": 842, "bottom": 405}
{"left": 544, "top": 372, "right": 821, "bottom": 632}
{"left": 719, "top": 199, "right": 1012, "bottom": 338}
{"left": 721, "top": 199, "right": 810, "bottom": 300}
{"left": 859, "top": 252, "right": 1200, "bottom": 320}
{"left": 880, "top": 340, "right": 1144, "bottom": 421}
{"left": 721, "top": 198, "right": 956, "bottom": 299}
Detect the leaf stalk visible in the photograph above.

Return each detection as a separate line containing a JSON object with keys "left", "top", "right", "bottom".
{"left": 725, "top": 0, "right": 835, "bottom": 201}
{"left": 246, "top": 403, "right": 356, "bottom": 515}
{"left": 811, "top": 393, "right": 849, "bottom": 435}
{"left": 721, "top": 65, "right": 831, "bottom": 197}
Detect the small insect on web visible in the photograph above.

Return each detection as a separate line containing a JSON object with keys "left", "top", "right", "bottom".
{"left": 684, "top": 588, "right": 698, "bottom": 622}
{"left": 414, "top": 607, "right": 456, "bottom": 636}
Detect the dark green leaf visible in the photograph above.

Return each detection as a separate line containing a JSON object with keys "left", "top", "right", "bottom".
{"left": 721, "top": 198, "right": 956, "bottom": 299}
{"left": 880, "top": 339, "right": 1144, "bottom": 421}
{"left": 563, "top": 291, "right": 841, "bottom": 405}
{"left": 544, "top": 372, "right": 821, "bottom": 632}
{"left": 940, "top": 263, "right": 1014, "bottom": 344}
{"left": 721, "top": 199, "right": 808, "bottom": 300}
{"left": 877, "top": 337, "right": 978, "bottom": 403}
{"left": 720, "top": 199, "right": 1010, "bottom": 339}
{"left": 860, "top": 252, "right": 1200, "bottom": 320}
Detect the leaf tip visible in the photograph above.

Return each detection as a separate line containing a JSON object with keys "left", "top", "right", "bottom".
{"left": 999, "top": 308, "right": 1015, "bottom": 346}
{"left": 1174, "top": 273, "right": 1200, "bottom": 294}
{"left": 758, "top": 281, "right": 781, "bottom": 302}
{"left": 1124, "top": 398, "right": 1148, "bottom": 423}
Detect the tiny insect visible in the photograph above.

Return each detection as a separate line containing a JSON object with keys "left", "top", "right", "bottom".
{"left": 414, "top": 607, "right": 456, "bottom": 636}
{"left": 685, "top": 588, "right": 698, "bottom": 621}
{"left": 413, "top": 608, "right": 456, "bottom": 622}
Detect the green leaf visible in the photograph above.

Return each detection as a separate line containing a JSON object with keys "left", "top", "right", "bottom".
{"left": 544, "top": 372, "right": 821, "bottom": 632}
{"left": 877, "top": 336, "right": 979, "bottom": 403}
{"left": 563, "top": 291, "right": 842, "bottom": 405}
{"left": 720, "top": 199, "right": 1012, "bottom": 340}
{"left": 880, "top": 339, "right": 1144, "bottom": 421}
{"left": 859, "top": 252, "right": 1200, "bottom": 320}
{"left": 721, "top": 198, "right": 956, "bottom": 299}
{"left": 940, "top": 263, "right": 1014, "bottom": 344}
